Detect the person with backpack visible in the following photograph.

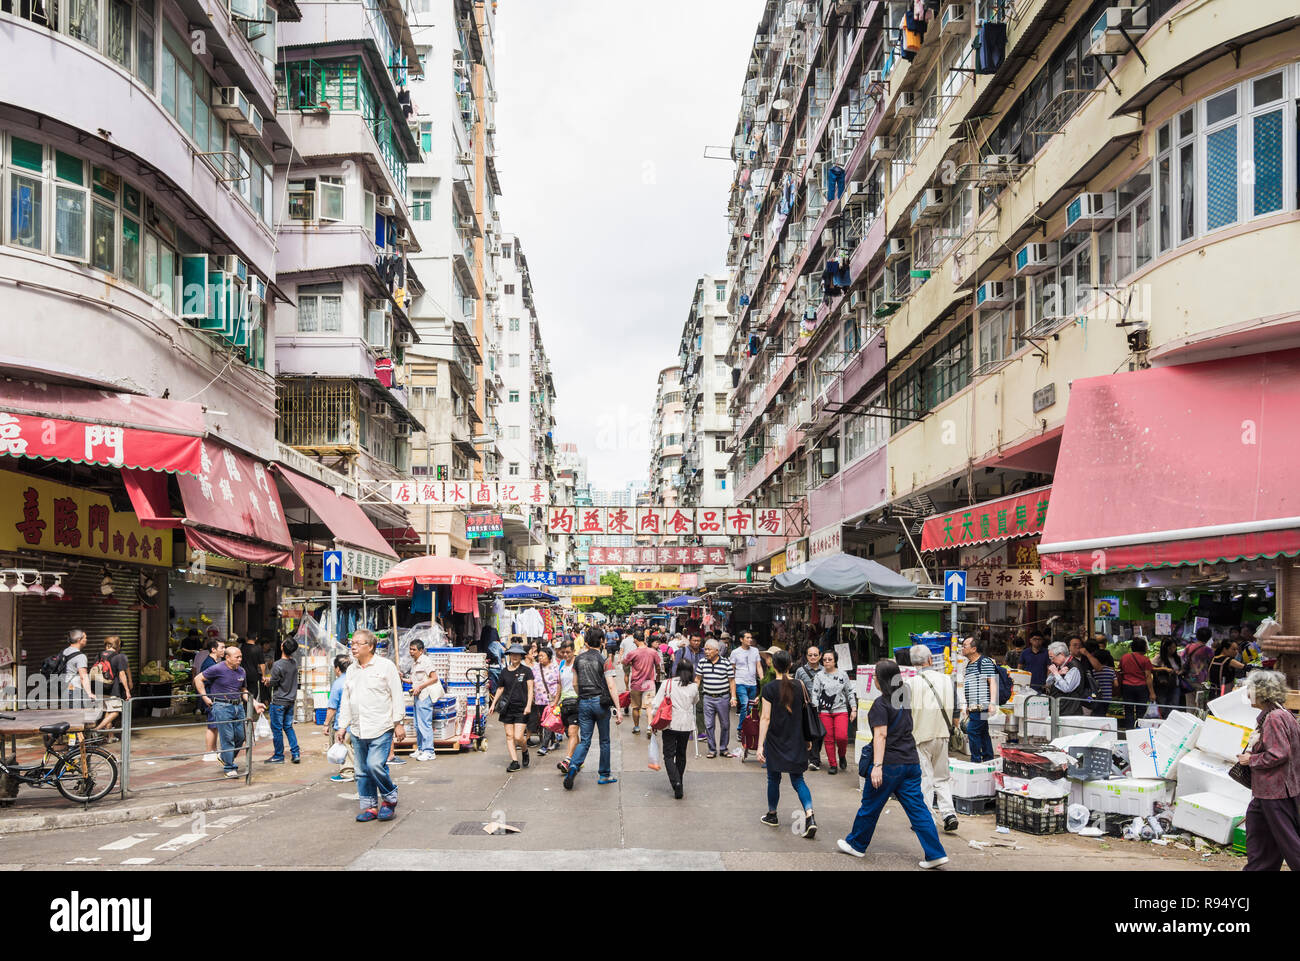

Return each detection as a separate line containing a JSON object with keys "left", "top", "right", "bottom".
{"left": 91, "top": 636, "right": 131, "bottom": 738}
{"left": 57, "top": 629, "right": 97, "bottom": 712}
{"left": 958, "top": 636, "right": 999, "bottom": 763}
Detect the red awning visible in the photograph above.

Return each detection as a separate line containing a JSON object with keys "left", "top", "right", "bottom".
{"left": 0, "top": 380, "right": 205, "bottom": 474}
{"left": 920, "top": 486, "right": 1053, "bottom": 552}
{"left": 271, "top": 465, "right": 398, "bottom": 559}
{"left": 377, "top": 555, "right": 503, "bottom": 596}
{"left": 1038, "top": 348, "right": 1300, "bottom": 575}
{"left": 123, "top": 439, "right": 293, "bottom": 569}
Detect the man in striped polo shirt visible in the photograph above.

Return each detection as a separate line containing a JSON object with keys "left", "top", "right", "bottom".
{"left": 695, "top": 639, "right": 738, "bottom": 758}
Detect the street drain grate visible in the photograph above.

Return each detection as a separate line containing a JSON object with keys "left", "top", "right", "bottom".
{"left": 449, "top": 821, "right": 525, "bottom": 835}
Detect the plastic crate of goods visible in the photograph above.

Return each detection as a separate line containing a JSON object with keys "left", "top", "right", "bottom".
{"left": 999, "top": 747, "right": 1067, "bottom": 780}
{"left": 954, "top": 795, "right": 996, "bottom": 815}
{"left": 450, "top": 652, "right": 488, "bottom": 675}
{"left": 314, "top": 708, "right": 328, "bottom": 725}
{"left": 950, "top": 759, "right": 1000, "bottom": 798}
{"left": 1231, "top": 821, "right": 1247, "bottom": 856}
{"left": 995, "top": 790, "right": 1067, "bottom": 835}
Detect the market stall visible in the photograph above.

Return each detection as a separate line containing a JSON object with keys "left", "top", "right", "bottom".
{"left": 376, "top": 556, "right": 501, "bottom": 754}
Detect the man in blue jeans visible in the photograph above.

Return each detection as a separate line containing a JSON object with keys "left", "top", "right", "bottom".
{"left": 265, "top": 637, "right": 301, "bottom": 764}
{"left": 731, "top": 631, "right": 761, "bottom": 728}
{"left": 564, "top": 627, "right": 622, "bottom": 790}
{"left": 194, "top": 644, "right": 264, "bottom": 778}
{"left": 959, "top": 635, "right": 1000, "bottom": 763}
{"left": 335, "top": 629, "right": 407, "bottom": 822}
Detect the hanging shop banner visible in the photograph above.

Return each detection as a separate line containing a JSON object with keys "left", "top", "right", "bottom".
{"left": 770, "top": 551, "right": 787, "bottom": 577}
{"left": 1008, "top": 538, "right": 1040, "bottom": 569}
{"left": 548, "top": 508, "right": 783, "bottom": 536}
{"left": 466, "top": 512, "right": 504, "bottom": 539}
{"left": 634, "top": 572, "right": 681, "bottom": 591}
{"left": 588, "top": 546, "right": 728, "bottom": 566}
{"left": 339, "top": 546, "right": 398, "bottom": 582}
{"left": 920, "top": 486, "right": 1052, "bottom": 552}
{"left": 516, "top": 570, "right": 557, "bottom": 585}
{"left": 786, "top": 539, "right": 807, "bottom": 569}
{"left": 967, "top": 567, "right": 1064, "bottom": 602}
{"left": 808, "top": 524, "right": 843, "bottom": 560}
{"left": 556, "top": 574, "right": 586, "bottom": 586}
{"left": 679, "top": 573, "right": 700, "bottom": 590}
{"left": 570, "top": 585, "right": 614, "bottom": 602}
{"left": 0, "top": 468, "right": 172, "bottom": 566}
{"left": 390, "top": 480, "right": 549, "bottom": 507}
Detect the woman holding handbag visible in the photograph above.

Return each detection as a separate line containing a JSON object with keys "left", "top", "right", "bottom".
{"left": 532, "top": 647, "right": 561, "bottom": 756}
{"left": 812, "top": 650, "right": 856, "bottom": 774}
{"left": 1234, "top": 670, "right": 1300, "bottom": 871}
{"left": 756, "top": 650, "right": 818, "bottom": 838}
{"left": 651, "top": 660, "right": 699, "bottom": 799}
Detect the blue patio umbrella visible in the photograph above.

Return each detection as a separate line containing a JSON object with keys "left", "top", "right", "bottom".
{"left": 657, "top": 594, "right": 702, "bottom": 609}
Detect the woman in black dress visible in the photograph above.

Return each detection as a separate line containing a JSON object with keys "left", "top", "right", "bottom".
{"left": 756, "top": 650, "right": 817, "bottom": 838}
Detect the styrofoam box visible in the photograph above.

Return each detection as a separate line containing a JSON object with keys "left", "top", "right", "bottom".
{"left": 1173, "top": 750, "right": 1253, "bottom": 806}
{"left": 1196, "top": 715, "right": 1253, "bottom": 762}
{"left": 950, "top": 759, "right": 1000, "bottom": 798}
{"left": 1137, "top": 718, "right": 1164, "bottom": 729}
{"left": 1061, "top": 715, "right": 1118, "bottom": 734}
{"left": 1172, "top": 791, "right": 1248, "bottom": 844}
{"left": 1125, "top": 728, "right": 1163, "bottom": 780}
{"left": 1008, "top": 670, "right": 1032, "bottom": 688}
{"left": 1207, "top": 686, "right": 1261, "bottom": 729}
{"left": 1075, "top": 777, "right": 1172, "bottom": 817}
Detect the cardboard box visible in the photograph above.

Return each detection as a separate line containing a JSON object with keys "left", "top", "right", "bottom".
{"left": 950, "top": 759, "right": 1000, "bottom": 798}
{"left": 1197, "top": 715, "right": 1253, "bottom": 762}
{"left": 1172, "top": 791, "right": 1247, "bottom": 844}
{"left": 1172, "top": 750, "right": 1253, "bottom": 806}
{"left": 1076, "top": 777, "right": 1172, "bottom": 817}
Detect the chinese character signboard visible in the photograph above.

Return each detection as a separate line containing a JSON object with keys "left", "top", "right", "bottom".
{"left": 175, "top": 440, "right": 291, "bottom": 550}
{"left": 547, "top": 508, "right": 782, "bottom": 537}
{"left": 808, "top": 525, "right": 842, "bottom": 560}
{"left": 514, "top": 570, "right": 558, "bottom": 586}
{"left": 466, "top": 512, "right": 504, "bottom": 539}
{"left": 390, "top": 481, "right": 549, "bottom": 506}
{"left": 582, "top": 546, "right": 727, "bottom": 566}
{"left": 555, "top": 574, "right": 585, "bottom": 586}
{"left": 920, "top": 487, "right": 1052, "bottom": 552}
{"left": 966, "top": 567, "right": 1064, "bottom": 602}
{"left": 0, "top": 468, "right": 173, "bottom": 566}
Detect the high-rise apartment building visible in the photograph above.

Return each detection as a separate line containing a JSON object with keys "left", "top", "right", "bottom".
{"left": 678, "top": 273, "right": 735, "bottom": 508}
{"left": 648, "top": 366, "right": 683, "bottom": 510}
{"left": 724, "top": 0, "right": 1300, "bottom": 644}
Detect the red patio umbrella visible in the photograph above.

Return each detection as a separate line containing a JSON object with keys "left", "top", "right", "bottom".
{"left": 376, "top": 555, "right": 504, "bottom": 596}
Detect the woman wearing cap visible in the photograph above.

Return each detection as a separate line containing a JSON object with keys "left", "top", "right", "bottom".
{"left": 488, "top": 641, "right": 534, "bottom": 773}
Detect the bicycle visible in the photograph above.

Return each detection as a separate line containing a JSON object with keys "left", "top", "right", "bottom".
{"left": 0, "top": 718, "right": 119, "bottom": 805}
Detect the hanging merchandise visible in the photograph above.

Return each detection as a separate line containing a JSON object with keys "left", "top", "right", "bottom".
{"left": 975, "top": 20, "right": 1007, "bottom": 74}
{"left": 451, "top": 583, "right": 477, "bottom": 614}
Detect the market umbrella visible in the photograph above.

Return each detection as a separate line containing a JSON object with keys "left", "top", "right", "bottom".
{"left": 503, "top": 585, "right": 559, "bottom": 603}
{"left": 658, "top": 594, "right": 702, "bottom": 608}
{"left": 376, "top": 555, "right": 504, "bottom": 597}
{"left": 772, "top": 552, "right": 919, "bottom": 598}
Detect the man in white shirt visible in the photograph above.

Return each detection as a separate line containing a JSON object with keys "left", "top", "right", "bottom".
{"left": 731, "top": 632, "right": 762, "bottom": 726}
{"left": 408, "top": 639, "right": 441, "bottom": 762}
{"left": 904, "top": 645, "right": 959, "bottom": 834}
{"left": 336, "top": 629, "right": 407, "bottom": 823}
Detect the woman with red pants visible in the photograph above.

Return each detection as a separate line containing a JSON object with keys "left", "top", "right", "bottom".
{"left": 812, "top": 650, "right": 857, "bottom": 774}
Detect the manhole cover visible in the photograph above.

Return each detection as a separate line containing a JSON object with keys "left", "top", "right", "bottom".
{"left": 449, "top": 820, "right": 525, "bottom": 835}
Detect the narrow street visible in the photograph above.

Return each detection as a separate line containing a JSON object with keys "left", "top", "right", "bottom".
{"left": 0, "top": 719, "right": 1237, "bottom": 871}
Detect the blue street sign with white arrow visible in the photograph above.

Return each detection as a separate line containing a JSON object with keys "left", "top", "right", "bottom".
{"left": 323, "top": 550, "right": 344, "bottom": 583}
{"left": 944, "top": 570, "right": 967, "bottom": 603}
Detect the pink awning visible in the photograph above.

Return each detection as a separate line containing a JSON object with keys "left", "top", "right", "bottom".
{"left": 271, "top": 465, "right": 398, "bottom": 558}
{"left": 0, "top": 380, "right": 205, "bottom": 474}
{"left": 1039, "top": 348, "right": 1300, "bottom": 575}
{"left": 377, "top": 555, "right": 503, "bottom": 596}
{"left": 122, "top": 439, "right": 293, "bottom": 569}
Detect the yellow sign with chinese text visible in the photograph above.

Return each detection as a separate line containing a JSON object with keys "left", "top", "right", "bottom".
{"left": 769, "top": 551, "right": 788, "bottom": 577}
{"left": 0, "top": 469, "right": 173, "bottom": 567}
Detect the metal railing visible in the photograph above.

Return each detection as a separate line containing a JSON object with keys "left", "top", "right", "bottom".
{"left": 117, "top": 695, "right": 257, "bottom": 800}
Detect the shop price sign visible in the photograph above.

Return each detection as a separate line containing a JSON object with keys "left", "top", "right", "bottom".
{"left": 920, "top": 487, "right": 1053, "bottom": 552}
{"left": 0, "top": 468, "right": 172, "bottom": 566}
{"left": 968, "top": 567, "right": 1063, "bottom": 602}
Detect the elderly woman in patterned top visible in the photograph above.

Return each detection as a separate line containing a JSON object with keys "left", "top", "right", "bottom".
{"left": 1236, "top": 670, "right": 1300, "bottom": 871}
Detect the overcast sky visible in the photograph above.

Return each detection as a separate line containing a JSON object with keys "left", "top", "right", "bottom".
{"left": 494, "top": 0, "right": 765, "bottom": 493}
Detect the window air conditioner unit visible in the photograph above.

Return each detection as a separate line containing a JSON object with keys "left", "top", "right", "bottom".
{"left": 457, "top": 151, "right": 474, "bottom": 165}
{"left": 886, "top": 237, "right": 909, "bottom": 261}
{"left": 454, "top": 58, "right": 469, "bottom": 70}
{"left": 396, "top": 330, "right": 414, "bottom": 346}
{"left": 213, "top": 87, "right": 248, "bottom": 121}
{"left": 220, "top": 255, "right": 248, "bottom": 280}
{"left": 872, "top": 136, "right": 896, "bottom": 159}
{"left": 1065, "top": 191, "right": 1118, "bottom": 230}
{"left": 912, "top": 187, "right": 946, "bottom": 224}
{"left": 395, "top": 422, "right": 412, "bottom": 437}
{"left": 940, "top": 4, "right": 969, "bottom": 38}
{"left": 370, "top": 401, "right": 391, "bottom": 418}
{"left": 1089, "top": 6, "right": 1149, "bottom": 56}
{"left": 895, "top": 90, "right": 919, "bottom": 117}
{"left": 796, "top": 138, "right": 808, "bottom": 153}
{"left": 754, "top": 34, "right": 771, "bottom": 48}
{"left": 1014, "top": 242, "right": 1058, "bottom": 276}
{"left": 230, "top": 103, "right": 262, "bottom": 137}
{"left": 848, "top": 290, "right": 864, "bottom": 309}
{"left": 866, "top": 70, "right": 884, "bottom": 85}
{"left": 458, "top": 215, "right": 475, "bottom": 228}
{"left": 975, "top": 280, "right": 1010, "bottom": 308}
{"left": 984, "top": 154, "right": 1017, "bottom": 167}
{"left": 783, "top": 460, "right": 799, "bottom": 474}
{"left": 376, "top": 194, "right": 396, "bottom": 215}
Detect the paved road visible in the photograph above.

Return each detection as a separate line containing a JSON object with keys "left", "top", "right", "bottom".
{"left": 0, "top": 717, "right": 1240, "bottom": 871}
